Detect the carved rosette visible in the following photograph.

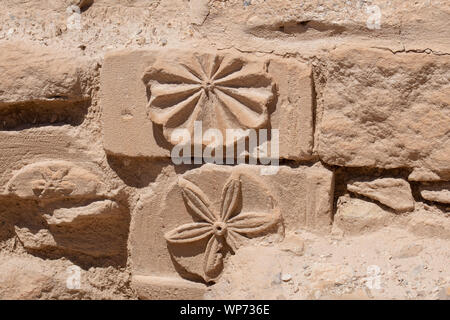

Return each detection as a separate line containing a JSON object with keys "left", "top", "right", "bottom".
{"left": 164, "top": 171, "right": 281, "bottom": 282}
{"left": 142, "top": 52, "right": 275, "bottom": 145}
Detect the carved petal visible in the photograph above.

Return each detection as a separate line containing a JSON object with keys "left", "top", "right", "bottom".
{"left": 220, "top": 176, "right": 241, "bottom": 221}
{"left": 203, "top": 235, "right": 224, "bottom": 282}
{"left": 214, "top": 89, "right": 268, "bottom": 128}
{"left": 178, "top": 178, "right": 218, "bottom": 223}
{"left": 150, "top": 83, "right": 201, "bottom": 107}
{"left": 228, "top": 211, "right": 279, "bottom": 236}
{"left": 226, "top": 229, "right": 243, "bottom": 253}
{"left": 164, "top": 222, "right": 213, "bottom": 244}
{"left": 148, "top": 90, "right": 202, "bottom": 125}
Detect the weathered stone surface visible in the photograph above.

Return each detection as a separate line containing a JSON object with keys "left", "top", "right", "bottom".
{"left": 419, "top": 183, "right": 450, "bottom": 204}
{"left": 0, "top": 255, "right": 56, "bottom": 299}
{"left": 408, "top": 168, "right": 443, "bottom": 182}
{"left": 130, "top": 163, "right": 334, "bottom": 285}
{"left": 101, "top": 49, "right": 314, "bottom": 160}
{"left": 2, "top": 160, "right": 130, "bottom": 266}
{"left": 407, "top": 212, "right": 450, "bottom": 240}
{"left": 317, "top": 46, "right": 450, "bottom": 179}
{"left": 0, "top": 41, "right": 88, "bottom": 105}
{"left": 333, "top": 197, "right": 393, "bottom": 235}
{"left": 4, "top": 160, "right": 110, "bottom": 200}
{"left": 131, "top": 275, "right": 206, "bottom": 300}
{"left": 0, "top": 129, "right": 95, "bottom": 189}
{"left": 347, "top": 178, "right": 414, "bottom": 213}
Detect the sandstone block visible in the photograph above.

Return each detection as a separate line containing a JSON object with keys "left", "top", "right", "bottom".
{"left": 333, "top": 197, "right": 393, "bottom": 235}
{"left": 407, "top": 212, "right": 450, "bottom": 240}
{"left": 347, "top": 178, "right": 414, "bottom": 213}
{"left": 317, "top": 46, "right": 450, "bottom": 179}
{"left": 419, "top": 183, "right": 450, "bottom": 205}
{"left": 130, "top": 163, "right": 334, "bottom": 285}
{"left": 101, "top": 49, "right": 313, "bottom": 160}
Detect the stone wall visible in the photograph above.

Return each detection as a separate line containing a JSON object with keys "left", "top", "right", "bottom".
{"left": 0, "top": 0, "right": 448, "bottom": 299}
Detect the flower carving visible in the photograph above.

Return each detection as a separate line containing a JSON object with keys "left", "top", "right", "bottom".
{"left": 31, "top": 167, "right": 75, "bottom": 198}
{"left": 164, "top": 174, "right": 280, "bottom": 282}
{"left": 142, "top": 53, "right": 275, "bottom": 144}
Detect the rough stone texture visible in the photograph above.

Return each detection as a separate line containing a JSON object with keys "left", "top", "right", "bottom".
{"left": 130, "top": 163, "right": 333, "bottom": 290}
{"left": 419, "top": 183, "right": 450, "bottom": 205}
{"left": 317, "top": 46, "right": 450, "bottom": 180}
{"left": 333, "top": 197, "right": 393, "bottom": 235}
{"left": 131, "top": 275, "right": 206, "bottom": 300}
{"left": 101, "top": 49, "right": 314, "bottom": 160}
{"left": 407, "top": 212, "right": 450, "bottom": 240}
{"left": 0, "top": 41, "right": 89, "bottom": 105}
{"left": 347, "top": 178, "right": 415, "bottom": 212}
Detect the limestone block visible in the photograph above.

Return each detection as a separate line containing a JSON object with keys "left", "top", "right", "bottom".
{"left": 317, "top": 46, "right": 450, "bottom": 179}
{"left": 347, "top": 178, "right": 414, "bottom": 213}
{"left": 130, "top": 163, "right": 334, "bottom": 285}
{"left": 101, "top": 49, "right": 314, "bottom": 160}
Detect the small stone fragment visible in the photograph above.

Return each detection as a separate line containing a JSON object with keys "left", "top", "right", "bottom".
{"left": 347, "top": 178, "right": 414, "bottom": 212}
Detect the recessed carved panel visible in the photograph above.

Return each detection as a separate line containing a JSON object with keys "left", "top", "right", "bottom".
{"left": 130, "top": 163, "right": 334, "bottom": 285}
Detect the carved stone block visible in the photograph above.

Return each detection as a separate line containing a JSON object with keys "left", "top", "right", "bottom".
{"left": 101, "top": 49, "right": 314, "bottom": 160}
{"left": 317, "top": 46, "right": 450, "bottom": 179}
{"left": 129, "top": 163, "right": 334, "bottom": 289}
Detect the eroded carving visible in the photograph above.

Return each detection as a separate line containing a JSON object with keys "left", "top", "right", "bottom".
{"left": 142, "top": 53, "right": 275, "bottom": 144}
{"left": 165, "top": 172, "right": 281, "bottom": 282}
{"left": 2, "top": 160, "right": 130, "bottom": 267}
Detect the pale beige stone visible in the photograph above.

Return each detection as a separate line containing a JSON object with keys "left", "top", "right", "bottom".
{"left": 0, "top": 129, "right": 95, "bottom": 189}
{"left": 419, "top": 183, "right": 450, "bottom": 204}
{"left": 393, "top": 244, "right": 423, "bottom": 259}
{"left": 333, "top": 197, "right": 393, "bottom": 235}
{"left": 317, "top": 46, "right": 450, "bottom": 179}
{"left": 131, "top": 275, "right": 206, "bottom": 300}
{"left": 101, "top": 49, "right": 314, "bottom": 160}
{"left": 0, "top": 41, "right": 88, "bottom": 105}
{"left": 267, "top": 58, "right": 314, "bottom": 160}
{"left": 347, "top": 178, "right": 414, "bottom": 213}
{"left": 279, "top": 234, "right": 305, "bottom": 256}
{"left": 130, "top": 163, "right": 334, "bottom": 284}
